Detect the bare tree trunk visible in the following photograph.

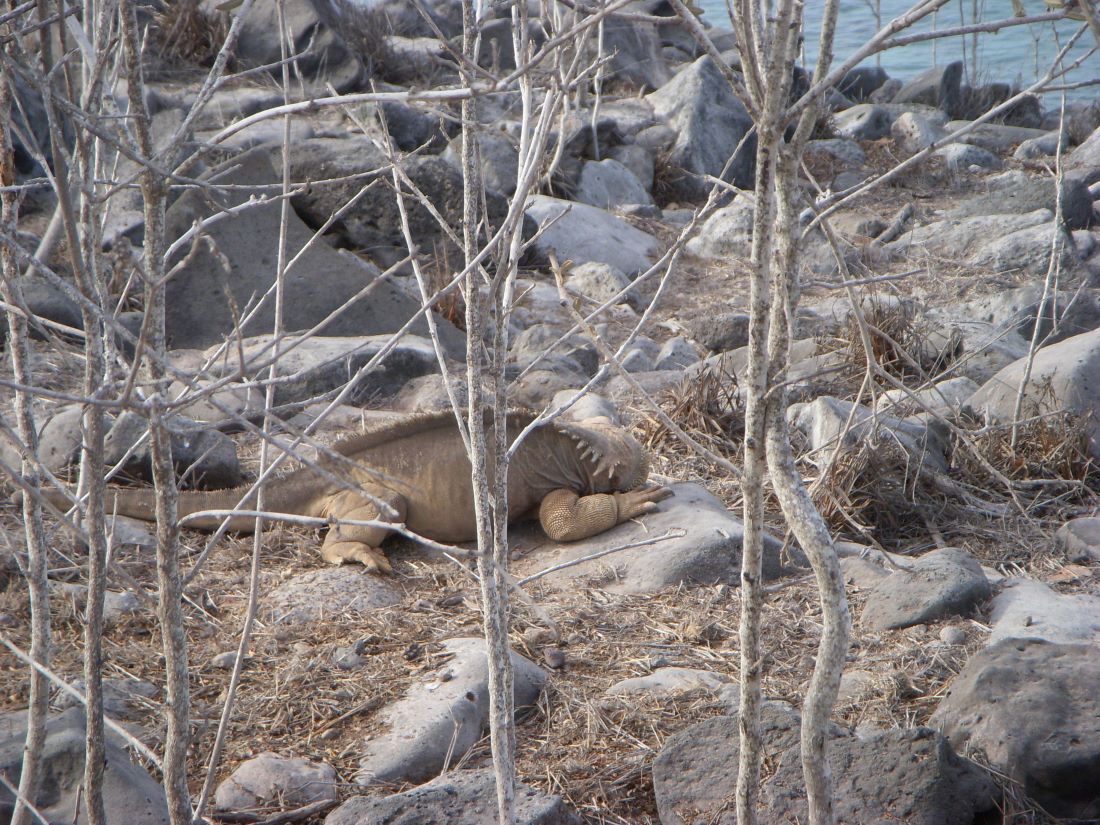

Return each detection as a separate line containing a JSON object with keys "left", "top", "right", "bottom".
{"left": 119, "top": 4, "right": 190, "bottom": 822}
{"left": 70, "top": 4, "right": 117, "bottom": 821}
{"left": 765, "top": 144, "right": 849, "bottom": 825}
{"left": 734, "top": 3, "right": 799, "bottom": 821}
{"left": 460, "top": 3, "right": 515, "bottom": 822}
{"left": 0, "top": 56, "right": 52, "bottom": 825}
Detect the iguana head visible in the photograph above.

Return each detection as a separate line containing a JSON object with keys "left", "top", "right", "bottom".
{"left": 555, "top": 417, "right": 650, "bottom": 493}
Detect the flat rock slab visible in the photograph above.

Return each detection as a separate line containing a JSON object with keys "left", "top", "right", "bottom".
{"left": 988, "top": 578, "right": 1100, "bottom": 646}
{"left": 862, "top": 548, "right": 991, "bottom": 631}
{"left": 357, "top": 638, "right": 547, "bottom": 786}
{"left": 1056, "top": 516, "right": 1100, "bottom": 562}
{"left": 264, "top": 567, "right": 403, "bottom": 625}
{"left": 216, "top": 752, "right": 337, "bottom": 813}
{"left": 511, "top": 482, "right": 792, "bottom": 594}
{"left": 327, "top": 769, "right": 580, "bottom": 825}
{"left": 524, "top": 195, "right": 658, "bottom": 276}
{"left": 606, "top": 667, "right": 738, "bottom": 709}
{"left": 932, "top": 637, "right": 1100, "bottom": 820}
{"left": 653, "top": 704, "right": 994, "bottom": 825}
{"left": 0, "top": 707, "right": 169, "bottom": 825}
{"left": 887, "top": 208, "right": 1051, "bottom": 260}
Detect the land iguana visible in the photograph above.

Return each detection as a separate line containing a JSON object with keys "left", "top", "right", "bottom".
{"left": 40, "top": 411, "right": 671, "bottom": 572}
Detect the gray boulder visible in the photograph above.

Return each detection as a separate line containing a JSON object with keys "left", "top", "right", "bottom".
{"left": 966, "top": 326, "right": 1100, "bottom": 457}
{"left": 358, "top": 100, "right": 450, "bottom": 152}
{"left": 685, "top": 194, "right": 754, "bottom": 259}
{"left": 805, "top": 138, "right": 866, "bottom": 170}
{"left": 832, "top": 104, "right": 893, "bottom": 141}
{"left": 164, "top": 147, "right": 464, "bottom": 356}
{"left": 53, "top": 677, "right": 157, "bottom": 722}
{"left": 609, "top": 144, "right": 655, "bottom": 191}
{"left": 265, "top": 567, "right": 403, "bottom": 625}
{"left": 685, "top": 311, "right": 750, "bottom": 353}
{"left": 563, "top": 261, "right": 641, "bottom": 311}
{"left": 647, "top": 55, "right": 755, "bottom": 201}
{"left": 442, "top": 131, "right": 519, "bottom": 197}
{"left": 603, "top": 16, "right": 669, "bottom": 91}
{"left": 358, "top": 638, "right": 546, "bottom": 785}
{"left": 653, "top": 705, "right": 798, "bottom": 825}
{"left": 654, "top": 704, "right": 995, "bottom": 825}
{"left": 511, "top": 325, "right": 598, "bottom": 378}
{"left": 103, "top": 108, "right": 188, "bottom": 247}
{"left": 103, "top": 411, "right": 241, "bottom": 489}
{"left": 947, "top": 169, "right": 1094, "bottom": 231}
{"left": 956, "top": 283, "right": 1100, "bottom": 346}
{"left": 655, "top": 336, "right": 701, "bottom": 370}
{"left": 892, "top": 62, "right": 964, "bottom": 117}
{"left": 173, "top": 334, "right": 441, "bottom": 420}
{"left": 790, "top": 396, "right": 949, "bottom": 474}
{"left": 932, "top": 637, "right": 1100, "bottom": 820}
{"left": 328, "top": 769, "right": 580, "bottom": 825}
{"left": 892, "top": 111, "right": 948, "bottom": 154}
{"left": 874, "top": 376, "right": 979, "bottom": 420}
{"left": 1065, "top": 123, "right": 1100, "bottom": 184}
{"left": 288, "top": 138, "right": 510, "bottom": 269}
{"left": 1056, "top": 516, "right": 1100, "bottom": 562}
{"left": 373, "top": 35, "right": 447, "bottom": 84}
{"left": 968, "top": 221, "right": 1077, "bottom": 277}
{"left": 1014, "top": 130, "right": 1068, "bottom": 160}
{"left": 988, "top": 578, "right": 1100, "bottom": 646}
{"left": 524, "top": 195, "right": 658, "bottom": 276}
{"left": 861, "top": 548, "right": 991, "bottom": 631}
{"left": 511, "top": 482, "right": 795, "bottom": 594}
{"left": 27, "top": 404, "right": 85, "bottom": 473}
{"left": 215, "top": 753, "right": 337, "bottom": 813}
{"left": 888, "top": 208, "right": 1051, "bottom": 260}
{"left": 934, "top": 142, "right": 1002, "bottom": 171}
{"left": 946, "top": 120, "right": 1051, "bottom": 154}
{"left": 0, "top": 707, "right": 170, "bottom": 825}
{"left": 0, "top": 276, "right": 84, "bottom": 344}
{"left": 574, "top": 158, "right": 653, "bottom": 209}
{"left": 224, "top": 0, "right": 364, "bottom": 91}
{"left": 837, "top": 66, "right": 890, "bottom": 102}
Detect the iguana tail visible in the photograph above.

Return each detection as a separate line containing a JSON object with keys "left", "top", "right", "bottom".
{"left": 35, "top": 483, "right": 304, "bottom": 533}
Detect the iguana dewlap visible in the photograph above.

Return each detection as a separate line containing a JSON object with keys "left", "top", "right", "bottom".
{"left": 44, "top": 411, "right": 670, "bottom": 572}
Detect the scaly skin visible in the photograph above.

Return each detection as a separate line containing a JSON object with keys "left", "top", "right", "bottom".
{"left": 40, "top": 411, "right": 671, "bottom": 572}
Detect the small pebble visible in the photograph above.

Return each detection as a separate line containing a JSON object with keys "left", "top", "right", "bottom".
{"left": 543, "top": 649, "right": 566, "bottom": 669}
{"left": 939, "top": 626, "right": 967, "bottom": 646}
{"left": 210, "top": 651, "right": 240, "bottom": 670}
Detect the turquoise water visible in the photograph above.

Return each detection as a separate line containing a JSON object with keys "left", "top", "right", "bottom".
{"left": 697, "top": 0, "right": 1100, "bottom": 102}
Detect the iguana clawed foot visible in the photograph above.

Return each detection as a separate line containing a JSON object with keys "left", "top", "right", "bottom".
{"left": 614, "top": 483, "right": 673, "bottom": 519}
{"left": 321, "top": 539, "right": 393, "bottom": 573}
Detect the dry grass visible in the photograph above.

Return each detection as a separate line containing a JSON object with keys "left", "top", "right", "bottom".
{"left": 840, "top": 293, "right": 957, "bottom": 385}
{"left": 150, "top": 0, "right": 229, "bottom": 69}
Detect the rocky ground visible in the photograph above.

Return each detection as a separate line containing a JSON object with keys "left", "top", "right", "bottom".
{"left": 2, "top": 1, "right": 1100, "bottom": 824}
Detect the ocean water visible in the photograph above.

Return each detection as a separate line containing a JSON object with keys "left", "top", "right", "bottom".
{"left": 696, "top": 0, "right": 1100, "bottom": 103}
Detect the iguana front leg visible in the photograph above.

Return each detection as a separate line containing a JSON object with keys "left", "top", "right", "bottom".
{"left": 320, "top": 487, "right": 406, "bottom": 573}
{"left": 538, "top": 484, "right": 672, "bottom": 542}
